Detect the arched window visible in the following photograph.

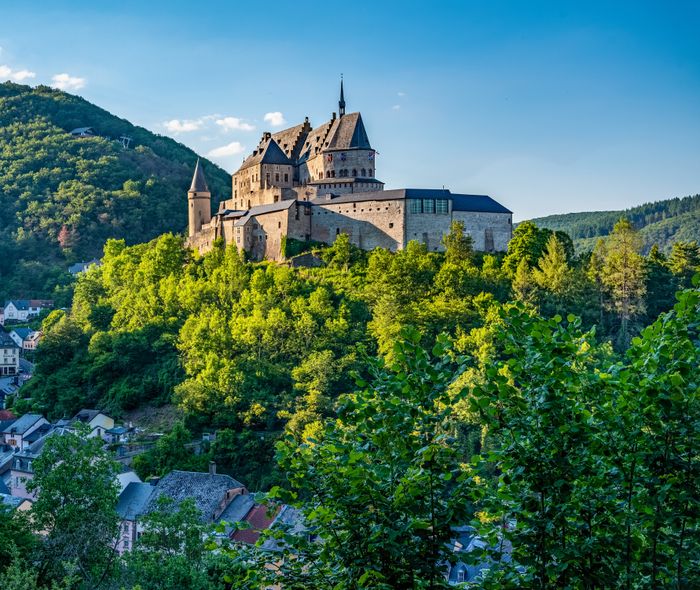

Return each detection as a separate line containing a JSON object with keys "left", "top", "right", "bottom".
{"left": 361, "top": 168, "right": 366, "bottom": 177}
{"left": 331, "top": 170, "right": 336, "bottom": 178}
{"left": 368, "top": 168, "right": 373, "bottom": 177}
{"left": 352, "top": 168, "right": 357, "bottom": 176}
{"left": 326, "top": 171, "right": 331, "bottom": 178}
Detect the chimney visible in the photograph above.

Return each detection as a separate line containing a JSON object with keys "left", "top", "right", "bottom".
{"left": 209, "top": 461, "right": 217, "bottom": 476}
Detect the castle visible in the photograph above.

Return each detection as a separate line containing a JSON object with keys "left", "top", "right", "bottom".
{"left": 187, "top": 82, "right": 512, "bottom": 260}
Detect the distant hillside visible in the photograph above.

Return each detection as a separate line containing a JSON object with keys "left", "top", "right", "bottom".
{"left": 529, "top": 194, "right": 700, "bottom": 253}
{"left": 0, "top": 82, "right": 230, "bottom": 303}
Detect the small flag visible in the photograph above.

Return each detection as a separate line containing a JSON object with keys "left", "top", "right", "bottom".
{"left": 340, "top": 152, "right": 347, "bottom": 161}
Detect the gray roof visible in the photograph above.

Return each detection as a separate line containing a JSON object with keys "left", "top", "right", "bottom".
{"left": 2, "top": 414, "right": 43, "bottom": 435}
{"left": 233, "top": 199, "right": 297, "bottom": 227}
{"left": 310, "top": 188, "right": 512, "bottom": 213}
{"left": 5, "top": 300, "right": 29, "bottom": 310}
{"left": 189, "top": 159, "right": 209, "bottom": 193}
{"left": 217, "top": 493, "right": 255, "bottom": 526}
{"left": 116, "top": 482, "right": 155, "bottom": 520}
{"left": 238, "top": 136, "right": 292, "bottom": 172}
{"left": 0, "top": 331, "right": 18, "bottom": 349}
{"left": 0, "top": 479, "right": 9, "bottom": 494}
{"left": 11, "top": 328, "right": 33, "bottom": 341}
{"left": 326, "top": 112, "right": 371, "bottom": 150}
{"left": 145, "top": 470, "right": 245, "bottom": 523}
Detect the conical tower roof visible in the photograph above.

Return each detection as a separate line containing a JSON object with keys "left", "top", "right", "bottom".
{"left": 189, "top": 158, "right": 209, "bottom": 192}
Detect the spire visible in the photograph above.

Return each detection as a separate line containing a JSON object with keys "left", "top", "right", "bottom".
{"left": 189, "top": 158, "right": 209, "bottom": 193}
{"left": 339, "top": 75, "right": 346, "bottom": 118}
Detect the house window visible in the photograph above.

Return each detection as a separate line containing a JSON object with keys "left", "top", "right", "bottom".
{"left": 336, "top": 228, "right": 340, "bottom": 235}
{"left": 436, "top": 199, "right": 449, "bottom": 214}
{"left": 457, "top": 569, "right": 466, "bottom": 582}
{"left": 422, "top": 199, "right": 435, "bottom": 214}
{"left": 409, "top": 200, "right": 421, "bottom": 214}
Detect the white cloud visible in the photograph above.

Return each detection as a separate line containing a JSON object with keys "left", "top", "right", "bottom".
{"left": 163, "top": 119, "right": 203, "bottom": 133}
{"left": 208, "top": 141, "right": 245, "bottom": 158}
{"left": 51, "top": 73, "right": 86, "bottom": 91}
{"left": 216, "top": 116, "right": 255, "bottom": 132}
{"left": 391, "top": 104, "right": 401, "bottom": 110}
{"left": 263, "top": 111, "right": 286, "bottom": 127}
{"left": 397, "top": 91, "right": 406, "bottom": 97}
{"left": 0, "top": 64, "right": 37, "bottom": 82}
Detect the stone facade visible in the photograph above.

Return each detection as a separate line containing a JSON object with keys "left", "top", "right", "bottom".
{"left": 186, "top": 83, "right": 512, "bottom": 260}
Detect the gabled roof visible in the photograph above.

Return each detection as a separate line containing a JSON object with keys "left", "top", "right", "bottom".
{"left": 233, "top": 199, "right": 297, "bottom": 227}
{"left": 189, "top": 159, "right": 209, "bottom": 193}
{"left": 116, "top": 482, "right": 155, "bottom": 520}
{"left": 5, "top": 300, "right": 29, "bottom": 310}
{"left": 1, "top": 493, "right": 26, "bottom": 510}
{"left": 2, "top": 414, "right": 44, "bottom": 435}
{"left": 326, "top": 112, "right": 371, "bottom": 150}
{"left": 238, "top": 136, "right": 292, "bottom": 172}
{"left": 0, "top": 331, "right": 18, "bottom": 349}
{"left": 72, "top": 409, "right": 103, "bottom": 423}
{"left": 11, "top": 328, "right": 33, "bottom": 341}
{"left": 230, "top": 503, "right": 281, "bottom": 544}
{"left": 145, "top": 470, "right": 245, "bottom": 523}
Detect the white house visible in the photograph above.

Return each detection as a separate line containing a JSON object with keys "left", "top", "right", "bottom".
{"left": 71, "top": 409, "right": 115, "bottom": 439}
{"left": 2, "top": 300, "right": 54, "bottom": 323}
{"left": 0, "top": 332, "right": 19, "bottom": 377}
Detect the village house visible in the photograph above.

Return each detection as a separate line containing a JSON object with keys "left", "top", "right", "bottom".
{"left": 1, "top": 299, "right": 54, "bottom": 324}
{"left": 68, "top": 259, "right": 101, "bottom": 275}
{"left": 0, "top": 413, "right": 48, "bottom": 450}
{"left": 0, "top": 331, "right": 20, "bottom": 377}
{"left": 71, "top": 409, "right": 115, "bottom": 439}
{"left": 9, "top": 327, "right": 41, "bottom": 351}
{"left": 22, "top": 330, "right": 42, "bottom": 351}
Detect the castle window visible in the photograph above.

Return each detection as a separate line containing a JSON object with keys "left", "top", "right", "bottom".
{"left": 284, "top": 173, "right": 289, "bottom": 182}
{"left": 336, "top": 228, "right": 340, "bottom": 235}
{"left": 409, "top": 200, "right": 421, "bottom": 214}
{"left": 275, "top": 173, "right": 280, "bottom": 182}
{"left": 368, "top": 168, "right": 373, "bottom": 176}
{"left": 423, "top": 199, "right": 435, "bottom": 214}
{"left": 436, "top": 199, "right": 449, "bottom": 214}
{"left": 278, "top": 221, "right": 281, "bottom": 228}
{"left": 361, "top": 168, "right": 366, "bottom": 176}
{"left": 352, "top": 168, "right": 357, "bottom": 176}
{"left": 331, "top": 170, "right": 335, "bottom": 178}
{"left": 389, "top": 222, "right": 394, "bottom": 228}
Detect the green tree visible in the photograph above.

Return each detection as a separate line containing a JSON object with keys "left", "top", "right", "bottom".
{"left": 600, "top": 218, "right": 646, "bottom": 349}
{"left": 272, "top": 329, "right": 470, "bottom": 589}
{"left": 668, "top": 240, "right": 700, "bottom": 289}
{"left": 443, "top": 220, "right": 474, "bottom": 264}
{"left": 502, "top": 221, "right": 551, "bottom": 276}
{"left": 27, "top": 428, "right": 120, "bottom": 588}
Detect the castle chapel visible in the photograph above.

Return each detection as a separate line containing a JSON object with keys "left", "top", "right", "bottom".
{"left": 187, "top": 82, "right": 512, "bottom": 260}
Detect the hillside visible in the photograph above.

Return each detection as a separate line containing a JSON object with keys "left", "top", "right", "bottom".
{"left": 0, "top": 82, "right": 231, "bottom": 303}
{"left": 529, "top": 193, "right": 700, "bottom": 253}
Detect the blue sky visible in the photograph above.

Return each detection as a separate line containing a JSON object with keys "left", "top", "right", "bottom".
{"left": 1, "top": 1, "right": 699, "bottom": 219}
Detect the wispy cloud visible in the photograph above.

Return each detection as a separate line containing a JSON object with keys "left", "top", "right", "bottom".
{"left": 391, "top": 104, "right": 401, "bottom": 110}
{"left": 0, "top": 64, "right": 37, "bottom": 82}
{"left": 51, "top": 73, "right": 86, "bottom": 91}
{"left": 163, "top": 119, "right": 203, "bottom": 133}
{"left": 216, "top": 116, "right": 255, "bottom": 132}
{"left": 263, "top": 111, "right": 286, "bottom": 127}
{"left": 397, "top": 91, "right": 406, "bottom": 97}
{"left": 208, "top": 141, "right": 245, "bottom": 158}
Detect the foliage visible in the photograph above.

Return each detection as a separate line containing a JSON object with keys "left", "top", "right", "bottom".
{"left": 0, "top": 81, "right": 229, "bottom": 303}
{"left": 27, "top": 427, "right": 120, "bottom": 588}
{"left": 530, "top": 193, "right": 700, "bottom": 253}
{"left": 270, "top": 328, "right": 471, "bottom": 589}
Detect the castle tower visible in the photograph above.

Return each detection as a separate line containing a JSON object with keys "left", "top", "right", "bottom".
{"left": 339, "top": 77, "right": 346, "bottom": 118}
{"left": 188, "top": 158, "right": 211, "bottom": 237}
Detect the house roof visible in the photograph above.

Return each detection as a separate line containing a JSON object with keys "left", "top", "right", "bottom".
{"left": 233, "top": 199, "right": 297, "bottom": 227}
{"left": 189, "top": 159, "right": 209, "bottom": 193}
{"left": 238, "top": 135, "right": 292, "bottom": 172}
{"left": 0, "top": 479, "right": 9, "bottom": 494}
{"left": 72, "top": 409, "right": 106, "bottom": 424}
{"left": 310, "top": 188, "right": 512, "bottom": 213}
{"left": 217, "top": 493, "right": 255, "bottom": 527}
{"left": 5, "top": 300, "right": 29, "bottom": 310}
{"left": 326, "top": 112, "right": 371, "bottom": 150}
{"left": 23, "top": 423, "right": 52, "bottom": 444}
{"left": 145, "top": 470, "right": 245, "bottom": 523}
{"left": 0, "top": 332, "right": 18, "bottom": 349}
{"left": 0, "top": 410, "right": 16, "bottom": 421}
{"left": 1, "top": 493, "right": 25, "bottom": 510}
{"left": 70, "top": 127, "right": 94, "bottom": 135}
{"left": 2, "top": 414, "right": 44, "bottom": 435}
{"left": 116, "top": 482, "right": 155, "bottom": 520}
{"left": 230, "top": 502, "right": 280, "bottom": 544}
{"left": 11, "top": 328, "right": 33, "bottom": 341}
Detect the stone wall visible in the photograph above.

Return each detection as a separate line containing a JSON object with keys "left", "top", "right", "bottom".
{"left": 452, "top": 211, "right": 512, "bottom": 252}
{"left": 310, "top": 198, "right": 405, "bottom": 251}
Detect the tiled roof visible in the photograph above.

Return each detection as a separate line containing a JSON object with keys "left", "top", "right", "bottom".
{"left": 238, "top": 136, "right": 292, "bottom": 172}
{"left": 230, "top": 503, "right": 280, "bottom": 544}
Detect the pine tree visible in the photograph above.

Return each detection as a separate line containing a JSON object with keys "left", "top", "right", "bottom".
{"left": 600, "top": 218, "right": 646, "bottom": 349}
{"left": 532, "top": 234, "right": 573, "bottom": 296}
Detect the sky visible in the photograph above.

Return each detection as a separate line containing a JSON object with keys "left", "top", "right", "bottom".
{"left": 1, "top": 0, "right": 699, "bottom": 220}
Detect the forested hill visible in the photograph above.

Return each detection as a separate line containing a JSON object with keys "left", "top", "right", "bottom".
{"left": 0, "top": 82, "right": 230, "bottom": 303}
{"left": 529, "top": 193, "right": 700, "bottom": 253}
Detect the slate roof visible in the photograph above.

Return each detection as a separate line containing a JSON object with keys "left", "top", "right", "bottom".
{"left": 272, "top": 122, "right": 310, "bottom": 161}
{"left": 0, "top": 331, "right": 18, "bottom": 349}
{"left": 217, "top": 493, "right": 255, "bottom": 526}
{"left": 233, "top": 199, "right": 297, "bottom": 227}
{"left": 1, "top": 493, "right": 25, "bottom": 509}
{"left": 326, "top": 112, "right": 371, "bottom": 150}
{"left": 238, "top": 136, "right": 292, "bottom": 172}
{"left": 116, "top": 482, "right": 155, "bottom": 520}
{"left": 145, "top": 470, "right": 244, "bottom": 523}
{"left": 310, "top": 188, "right": 512, "bottom": 213}
{"left": 0, "top": 479, "right": 9, "bottom": 494}
{"left": 72, "top": 409, "right": 104, "bottom": 424}
{"left": 190, "top": 159, "right": 209, "bottom": 192}
{"left": 11, "top": 328, "right": 33, "bottom": 341}
{"left": 5, "top": 300, "right": 29, "bottom": 310}
{"left": 2, "top": 414, "right": 43, "bottom": 435}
